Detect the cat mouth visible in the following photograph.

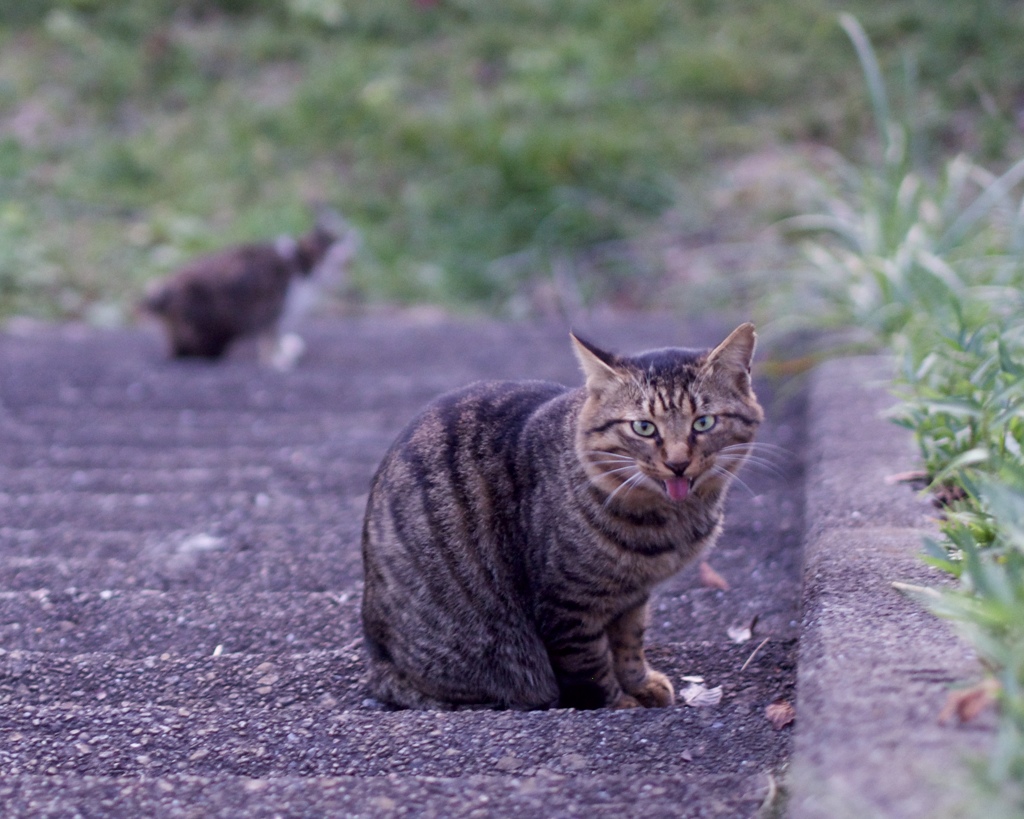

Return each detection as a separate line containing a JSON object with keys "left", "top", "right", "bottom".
{"left": 663, "top": 476, "right": 692, "bottom": 502}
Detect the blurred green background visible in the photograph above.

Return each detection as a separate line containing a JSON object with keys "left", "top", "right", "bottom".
{"left": 0, "top": 0, "right": 1020, "bottom": 323}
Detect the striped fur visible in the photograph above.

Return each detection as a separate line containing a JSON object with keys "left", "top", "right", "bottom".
{"left": 361, "top": 324, "right": 763, "bottom": 710}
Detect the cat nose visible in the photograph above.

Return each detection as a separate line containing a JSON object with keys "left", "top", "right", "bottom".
{"left": 665, "top": 460, "right": 691, "bottom": 477}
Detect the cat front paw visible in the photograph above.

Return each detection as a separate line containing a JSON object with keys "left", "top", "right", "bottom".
{"left": 631, "top": 669, "right": 675, "bottom": 708}
{"left": 611, "top": 692, "right": 642, "bottom": 709}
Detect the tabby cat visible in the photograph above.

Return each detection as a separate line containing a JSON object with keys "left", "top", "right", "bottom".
{"left": 361, "top": 323, "right": 763, "bottom": 710}
{"left": 142, "top": 211, "right": 357, "bottom": 367}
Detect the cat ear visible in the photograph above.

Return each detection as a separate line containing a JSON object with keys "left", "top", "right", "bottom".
{"left": 706, "top": 323, "right": 757, "bottom": 388}
{"left": 570, "top": 333, "right": 620, "bottom": 390}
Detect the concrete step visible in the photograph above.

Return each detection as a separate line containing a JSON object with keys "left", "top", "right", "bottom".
{"left": 2, "top": 442, "right": 375, "bottom": 472}
{"left": 0, "top": 317, "right": 671, "bottom": 411}
{"left": 0, "top": 646, "right": 366, "bottom": 712}
{"left": 15, "top": 405, "right": 367, "bottom": 426}
{"left": 0, "top": 572, "right": 791, "bottom": 665}
{"left": 0, "top": 639, "right": 796, "bottom": 715}
{"left": 0, "top": 458, "right": 383, "bottom": 495}
{"left": 10, "top": 408, "right": 404, "bottom": 447}
{"left": 0, "top": 528, "right": 142, "bottom": 560}
{"left": 0, "top": 589, "right": 362, "bottom": 657}
{"left": 0, "top": 464, "right": 280, "bottom": 494}
{"left": 0, "top": 347, "right": 551, "bottom": 420}
{"left": 0, "top": 547, "right": 364, "bottom": 593}
{"left": 2, "top": 374, "right": 460, "bottom": 418}
{"left": 0, "top": 466, "right": 377, "bottom": 509}
{"left": 0, "top": 519, "right": 363, "bottom": 561}
{"left": 0, "top": 771, "right": 773, "bottom": 817}
{"left": 0, "top": 489, "right": 358, "bottom": 531}
{"left": 0, "top": 690, "right": 788, "bottom": 779}
{"left": 0, "top": 314, "right": 798, "bottom": 818}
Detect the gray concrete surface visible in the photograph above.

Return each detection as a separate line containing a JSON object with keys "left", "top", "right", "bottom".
{"left": 787, "top": 356, "right": 991, "bottom": 819}
{"left": 0, "top": 318, "right": 996, "bottom": 817}
{"left": 0, "top": 314, "right": 802, "bottom": 818}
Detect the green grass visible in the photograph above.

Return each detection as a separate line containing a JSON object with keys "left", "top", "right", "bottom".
{"left": 788, "top": 16, "right": 1024, "bottom": 812}
{"left": 0, "top": 1, "right": 1023, "bottom": 321}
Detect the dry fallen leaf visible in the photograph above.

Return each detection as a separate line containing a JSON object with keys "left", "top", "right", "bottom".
{"left": 727, "top": 614, "right": 758, "bottom": 644}
{"left": 699, "top": 561, "right": 730, "bottom": 591}
{"left": 681, "top": 682, "right": 723, "bottom": 708}
{"left": 727, "top": 624, "right": 752, "bottom": 644}
{"left": 884, "top": 470, "right": 929, "bottom": 486}
{"left": 938, "top": 678, "right": 1000, "bottom": 725}
{"left": 765, "top": 700, "right": 795, "bottom": 730}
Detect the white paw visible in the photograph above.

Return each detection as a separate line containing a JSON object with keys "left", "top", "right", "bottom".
{"left": 270, "top": 333, "right": 306, "bottom": 371}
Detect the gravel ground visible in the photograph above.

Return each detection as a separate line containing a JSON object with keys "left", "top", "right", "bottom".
{"left": 0, "top": 313, "right": 805, "bottom": 817}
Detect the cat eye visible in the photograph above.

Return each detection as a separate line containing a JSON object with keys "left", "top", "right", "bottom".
{"left": 692, "top": 415, "right": 716, "bottom": 433}
{"left": 630, "top": 420, "right": 658, "bottom": 438}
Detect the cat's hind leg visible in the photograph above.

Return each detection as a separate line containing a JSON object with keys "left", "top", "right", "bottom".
{"left": 365, "top": 654, "right": 554, "bottom": 711}
{"left": 365, "top": 657, "right": 461, "bottom": 711}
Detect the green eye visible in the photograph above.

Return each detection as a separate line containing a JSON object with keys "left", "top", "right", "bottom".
{"left": 693, "top": 415, "right": 716, "bottom": 433}
{"left": 631, "top": 420, "right": 658, "bottom": 438}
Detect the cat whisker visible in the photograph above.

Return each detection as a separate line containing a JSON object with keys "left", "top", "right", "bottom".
{"left": 718, "top": 443, "right": 793, "bottom": 473}
{"left": 585, "top": 452, "right": 640, "bottom": 477}
{"left": 720, "top": 442, "right": 793, "bottom": 464}
{"left": 603, "top": 469, "right": 647, "bottom": 508}
{"left": 715, "top": 454, "right": 788, "bottom": 480}
{"left": 616, "top": 471, "right": 650, "bottom": 505}
{"left": 584, "top": 450, "right": 634, "bottom": 462}
{"left": 723, "top": 440, "right": 790, "bottom": 451}
{"left": 706, "top": 464, "right": 757, "bottom": 498}
{"left": 743, "top": 459, "right": 789, "bottom": 479}
{"left": 593, "top": 464, "right": 643, "bottom": 480}
{"left": 720, "top": 441, "right": 791, "bottom": 453}
{"left": 602, "top": 472, "right": 638, "bottom": 506}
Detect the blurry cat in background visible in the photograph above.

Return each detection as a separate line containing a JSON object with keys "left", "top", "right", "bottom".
{"left": 141, "top": 208, "right": 358, "bottom": 369}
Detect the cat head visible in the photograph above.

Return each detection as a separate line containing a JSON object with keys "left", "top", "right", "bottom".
{"left": 294, "top": 208, "right": 361, "bottom": 280}
{"left": 295, "top": 225, "right": 342, "bottom": 274}
{"left": 571, "top": 324, "right": 764, "bottom": 508}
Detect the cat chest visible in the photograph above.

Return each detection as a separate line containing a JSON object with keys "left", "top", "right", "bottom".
{"left": 584, "top": 505, "right": 719, "bottom": 568}
{"left": 606, "top": 536, "right": 700, "bottom": 587}
{"left": 537, "top": 515, "right": 714, "bottom": 600}
{"left": 535, "top": 543, "right": 688, "bottom": 626}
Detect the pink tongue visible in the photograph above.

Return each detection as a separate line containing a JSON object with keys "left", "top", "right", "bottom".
{"left": 665, "top": 477, "right": 690, "bottom": 501}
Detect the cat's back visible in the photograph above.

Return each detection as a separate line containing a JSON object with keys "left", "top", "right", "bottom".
{"left": 176, "top": 243, "right": 291, "bottom": 297}
{"left": 363, "top": 377, "right": 577, "bottom": 593}
{"left": 362, "top": 378, "right": 575, "bottom": 709}
{"left": 370, "top": 378, "right": 574, "bottom": 497}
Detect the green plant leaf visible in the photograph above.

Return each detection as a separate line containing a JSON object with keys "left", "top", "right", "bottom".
{"left": 838, "top": 13, "right": 892, "bottom": 163}
{"left": 938, "top": 155, "right": 1024, "bottom": 253}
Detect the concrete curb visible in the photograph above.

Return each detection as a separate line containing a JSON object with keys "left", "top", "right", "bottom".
{"left": 788, "top": 356, "right": 993, "bottom": 818}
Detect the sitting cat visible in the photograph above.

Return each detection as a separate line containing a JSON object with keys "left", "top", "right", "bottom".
{"left": 141, "top": 210, "right": 358, "bottom": 368}
{"left": 361, "top": 323, "right": 763, "bottom": 710}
